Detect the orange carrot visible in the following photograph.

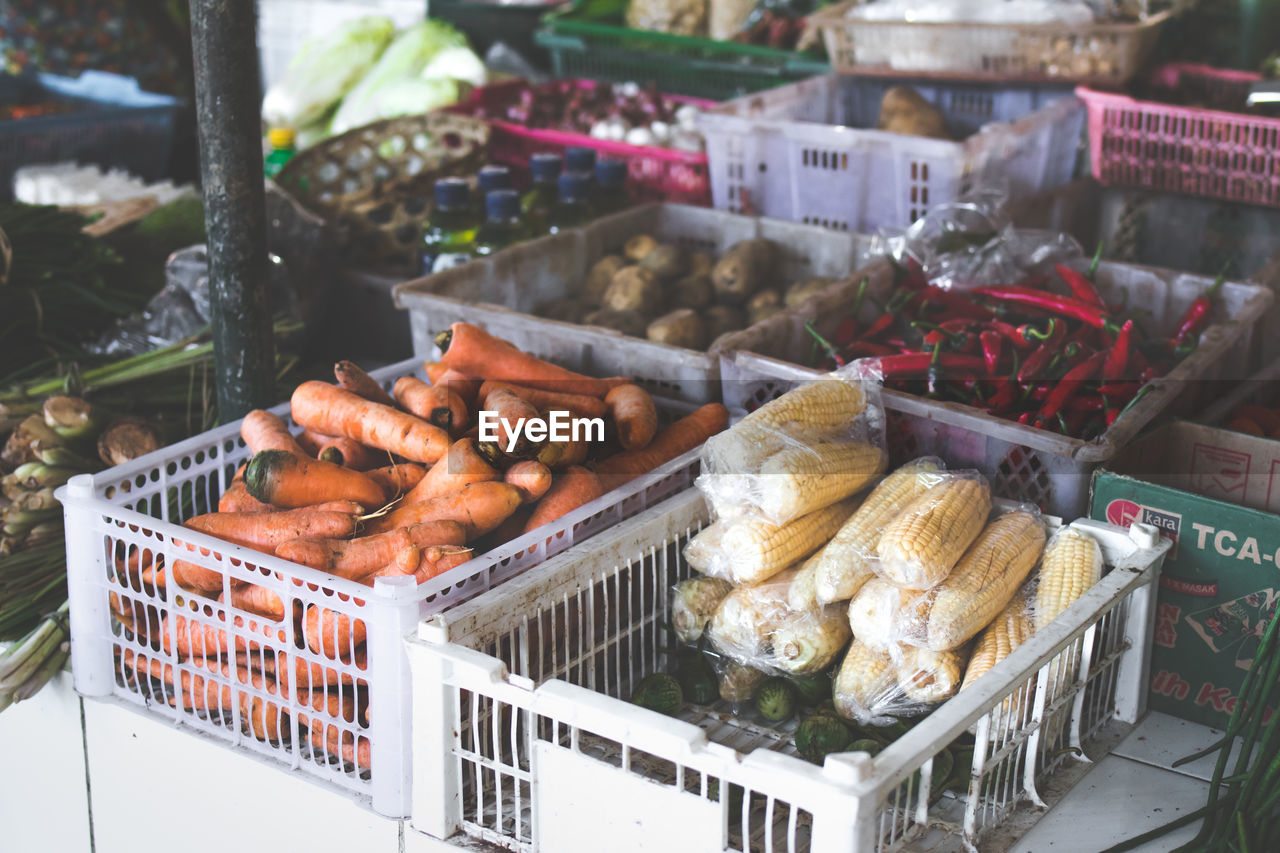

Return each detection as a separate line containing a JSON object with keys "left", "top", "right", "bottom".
{"left": 480, "top": 387, "right": 542, "bottom": 457}
{"left": 291, "top": 381, "right": 449, "bottom": 464}
{"left": 220, "top": 464, "right": 273, "bottom": 513}
{"left": 394, "top": 375, "right": 469, "bottom": 432}
{"left": 523, "top": 466, "right": 604, "bottom": 533}
{"left": 478, "top": 379, "right": 609, "bottom": 419}
{"left": 303, "top": 604, "right": 366, "bottom": 662}
{"left": 403, "top": 438, "right": 500, "bottom": 505}
{"left": 606, "top": 384, "right": 659, "bottom": 451}
{"left": 368, "top": 481, "right": 523, "bottom": 538}
{"left": 414, "top": 545, "right": 473, "bottom": 582}
{"left": 438, "top": 322, "right": 627, "bottom": 398}
{"left": 277, "top": 520, "right": 464, "bottom": 580}
{"left": 244, "top": 449, "right": 386, "bottom": 509}
{"left": 237, "top": 646, "right": 365, "bottom": 690}
{"left": 535, "top": 434, "right": 590, "bottom": 469}
{"left": 222, "top": 583, "right": 285, "bottom": 621}
{"left": 486, "top": 505, "right": 532, "bottom": 547}
{"left": 424, "top": 361, "right": 482, "bottom": 407}
{"left": 170, "top": 506, "right": 361, "bottom": 593}
{"left": 295, "top": 429, "right": 383, "bottom": 471}
{"left": 504, "top": 460, "right": 552, "bottom": 504}
{"left": 306, "top": 716, "right": 370, "bottom": 769}
{"left": 365, "top": 463, "right": 427, "bottom": 499}
{"left": 241, "top": 410, "right": 304, "bottom": 455}
{"left": 333, "top": 360, "right": 397, "bottom": 408}
{"left": 595, "top": 403, "right": 728, "bottom": 486}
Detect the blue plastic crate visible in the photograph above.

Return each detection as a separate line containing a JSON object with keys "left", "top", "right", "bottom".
{"left": 0, "top": 71, "right": 181, "bottom": 199}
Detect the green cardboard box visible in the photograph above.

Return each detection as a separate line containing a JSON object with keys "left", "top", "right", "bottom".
{"left": 1091, "top": 420, "right": 1280, "bottom": 729}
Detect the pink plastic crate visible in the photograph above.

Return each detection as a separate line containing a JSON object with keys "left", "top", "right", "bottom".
{"left": 447, "top": 78, "right": 714, "bottom": 205}
{"left": 1078, "top": 64, "right": 1280, "bottom": 208}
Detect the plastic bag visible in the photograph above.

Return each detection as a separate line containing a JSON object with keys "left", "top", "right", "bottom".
{"left": 874, "top": 471, "right": 992, "bottom": 590}
{"left": 872, "top": 189, "right": 1084, "bottom": 293}
{"left": 671, "top": 576, "right": 735, "bottom": 645}
{"left": 687, "top": 498, "right": 860, "bottom": 585}
{"left": 706, "top": 572, "right": 852, "bottom": 676}
{"left": 833, "top": 637, "right": 968, "bottom": 724}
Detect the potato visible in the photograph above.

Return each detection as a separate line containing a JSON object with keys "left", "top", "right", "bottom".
{"left": 670, "top": 273, "right": 713, "bottom": 310}
{"left": 583, "top": 309, "right": 648, "bottom": 338}
{"left": 639, "top": 244, "right": 688, "bottom": 281}
{"left": 785, "top": 276, "right": 835, "bottom": 308}
{"left": 647, "top": 309, "right": 707, "bottom": 350}
{"left": 584, "top": 255, "right": 628, "bottom": 306}
{"left": 603, "top": 266, "right": 664, "bottom": 315}
{"left": 877, "top": 86, "right": 951, "bottom": 140}
{"left": 746, "top": 288, "right": 784, "bottom": 324}
{"left": 712, "top": 239, "right": 778, "bottom": 305}
{"left": 624, "top": 234, "right": 660, "bottom": 262}
{"left": 537, "top": 297, "right": 587, "bottom": 324}
{"left": 688, "top": 252, "right": 714, "bottom": 277}
{"left": 703, "top": 305, "right": 746, "bottom": 341}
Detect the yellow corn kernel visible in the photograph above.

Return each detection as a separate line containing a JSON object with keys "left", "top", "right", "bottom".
{"left": 924, "top": 511, "right": 1047, "bottom": 651}
{"left": 706, "top": 569, "right": 799, "bottom": 661}
{"left": 705, "top": 379, "right": 866, "bottom": 470}
{"left": 683, "top": 522, "right": 725, "bottom": 575}
{"left": 846, "top": 577, "right": 911, "bottom": 646}
{"left": 876, "top": 476, "right": 991, "bottom": 590}
{"left": 812, "top": 458, "right": 945, "bottom": 604}
{"left": 960, "top": 594, "right": 1033, "bottom": 692}
{"left": 833, "top": 638, "right": 897, "bottom": 721}
{"left": 1034, "top": 527, "right": 1105, "bottom": 632}
{"left": 897, "top": 645, "right": 967, "bottom": 704}
{"left": 719, "top": 498, "right": 858, "bottom": 585}
{"left": 756, "top": 442, "right": 886, "bottom": 522}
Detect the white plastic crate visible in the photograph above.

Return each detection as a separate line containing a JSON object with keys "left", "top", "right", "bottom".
{"left": 716, "top": 258, "right": 1273, "bottom": 520}
{"left": 393, "top": 203, "right": 876, "bottom": 405}
{"left": 61, "top": 357, "right": 700, "bottom": 818}
{"left": 407, "top": 488, "right": 1170, "bottom": 852}
{"left": 697, "top": 74, "right": 1085, "bottom": 233}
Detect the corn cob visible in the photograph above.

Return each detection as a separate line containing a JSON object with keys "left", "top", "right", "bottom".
{"left": 846, "top": 577, "right": 912, "bottom": 646}
{"left": 771, "top": 604, "right": 851, "bottom": 675}
{"left": 921, "top": 511, "right": 1047, "bottom": 651}
{"left": 897, "top": 645, "right": 967, "bottom": 704}
{"left": 787, "top": 552, "right": 822, "bottom": 612}
{"left": 876, "top": 475, "right": 991, "bottom": 590}
{"left": 754, "top": 442, "right": 885, "bottom": 522}
{"left": 672, "top": 577, "right": 734, "bottom": 645}
{"left": 961, "top": 593, "right": 1033, "bottom": 692}
{"left": 833, "top": 638, "right": 897, "bottom": 722}
{"left": 706, "top": 569, "right": 798, "bottom": 662}
{"left": 719, "top": 498, "right": 858, "bottom": 585}
{"left": 1034, "top": 527, "right": 1105, "bottom": 632}
{"left": 683, "top": 522, "right": 724, "bottom": 576}
{"left": 704, "top": 379, "right": 866, "bottom": 471}
{"left": 813, "top": 458, "right": 945, "bottom": 604}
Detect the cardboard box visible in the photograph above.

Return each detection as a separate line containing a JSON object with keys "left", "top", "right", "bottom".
{"left": 1091, "top": 420, "right": 1280, "bottom": 728}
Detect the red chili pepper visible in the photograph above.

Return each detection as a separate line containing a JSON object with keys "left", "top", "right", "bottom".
{"left": 1065, "top": 396, "right": 1106, "bottom": 413}
{"left": 979, "top": 330, "right": 1002, "bottom": 376}
{"left": 876, "top": 352, "right": 987, "bottom": 378}
{"left": 1172, "top": 271, "right": 1226, "bottom": 347}
{"left": 1140, "top": 366, "right": 1162, "bottom": 384}
{"left": 976, "top": 286, "right": 1112, "bottom": 330}
{"left": 1105, "top": 406, "right": 1122, "bottom": 427}
{"left": 1096, "top": 382, "right": 1140, "bottom": 397}
{"left": 1102, "top": 319, "right": 1134, "bottom": 382}
{"left": 1056, "top": 263, "right": 1106, "bottom": 310}
{"left": 834, "top": 316, "right": 860, "bottom": 346}
{"left": 843, "top": 340, "right": 898, "bottom": 358}
{"left": 1023, "top": 383, "right": 1052, "bottom": 402}
{"left": 1017, "top": 318, "right": 1060, "bottom": 346}
{"left": 1017, "top": 412, "right": 1036, "bottom": 425}
{"left": 913, "top": 321, "right": 977, "bottom": 354}
{"left": 1018, "top": 344, "right": 1057, "bottom": 382}
{"left": 862, "top": 312, "right": 896, "bottom": 341}
{"left": 1037, "top": 351, "right": 1109, "bottom": 421}
{"left": 918, "top": 286, "right": 997, "bottom": 319}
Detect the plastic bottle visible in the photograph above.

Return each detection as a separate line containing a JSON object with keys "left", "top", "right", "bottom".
{"left": 263, "top": 128, "right": 296, "bottom": 178}
{"left": 522, "top": 152, "right": 562, "bottom": 234}
{"left": 592, "top": 158, "right": 629, "bottom": 216}
{"left": 565, "top": 146, "right": 598, "bottom": 182}
{"left": 472, "top": 165, "right": 513, "bottom": 222}
{"left": 474, "top": 190, "right": 528, "bottom": 257}
{"left": 420, "top": 178, "right": 477, "bottom": 275}
{"left": 549, "top": 172, "right": 592, "bottom": 235}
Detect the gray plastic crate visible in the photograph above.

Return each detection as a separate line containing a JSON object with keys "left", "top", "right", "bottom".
{"left": 717, "top": 257, "right": 1273, "bottom": 519}
{"left": 393, "top": 203, "right": 875, "bottom": 405}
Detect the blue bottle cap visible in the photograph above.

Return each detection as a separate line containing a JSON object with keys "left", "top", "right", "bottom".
{"left": 477, "top": 165, "right": 512, "bottom": 193}
{"left": 595, "top": 158, "right": 627, "bottom": 188}
{"left": 530, "top": 153, "right": 562, "bottom": 182}
{"left": 565, "top": 146, "right": 597, "bottom": 174}
{"left": 434, "top": 177, "right": 469, "bottom": 210}
{"left": 558, "top": 172, "right": 590, "bottom": 204}
{"left": 486, "top": 189, "right": 521, "bottom": 219}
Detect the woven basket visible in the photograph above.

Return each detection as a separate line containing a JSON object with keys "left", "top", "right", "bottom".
{"left": 274, "top": 112, "right": 490, "bottom": 272}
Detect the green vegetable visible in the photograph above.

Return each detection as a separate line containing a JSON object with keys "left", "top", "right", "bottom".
{"left": 262, "top": 16, "right": 396, "bottom": 129}
{"left": 846, "top": 738, "right": 882, "bottom": 756}
{"left": 794, "top": 714, "right": 853, "bottom": 764}
{"left": 790, "top": 672, "right": 832, "bottom": 707}
{"left": 421, "top": 45, "right": 487, "bottom": 87}
{"left": 342, "top": 77, "right": 458, "bottom": 132}
{"left": 754, "top": 677, "right": 797, "bottom": 723}
{"left": 675, "top": 652, "right": 718, "bottom": 706}
{"left": 330, "top": 20, "right": 468, "bottom": 135}
{"left": 632, "top": 673, "right": 683, "bottom": 715}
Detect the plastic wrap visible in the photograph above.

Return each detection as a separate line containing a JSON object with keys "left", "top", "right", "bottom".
{"left": 874, "top": 471, "right": 992, "bottom": 590}
{"left": 832, "top": 638, "right": 967, "bottom": 725}
{"left": 845, "top": 0, "right": 1096, "bottom": 25}
{"left": 684, "top": 522, "right": 724, "bottom": 575}
{"left": 671, "top": 576, "right": 735, "bottom": 645}
{"left": 959, "top": 583, "right": 1036, "bottom": 694}
{"left": 688, "top": 498, "right": 859, "bottom": 586}
{"left": 871, "top": 190, "right": 1084, "bottom": 293}
{"left": 847, "top": 577, "right": 925, "bottom": 647}
{"left": 706, "top": 572, "right": 852, "bottom": 676}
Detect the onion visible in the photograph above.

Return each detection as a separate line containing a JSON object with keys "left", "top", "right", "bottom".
{"left": 606, "top": 121, "right": 628, "bottom": 142}
{"left": 649, "top": 121, "right": 672, "bottom": 144}
{"left": 590, "top": 121, "right": 612, "bottom": 140}
{"left": 625, "top": 127, "right": 656, "bottom": 147}
{"left": 675, "top": 104, "right": 699, "bottom": 130}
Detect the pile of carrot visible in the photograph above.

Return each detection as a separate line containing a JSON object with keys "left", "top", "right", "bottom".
{"left": 113, "top": 323, "right": 728, "bottom": 767}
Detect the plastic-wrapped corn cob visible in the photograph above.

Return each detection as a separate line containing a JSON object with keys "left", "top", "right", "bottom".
{"left": 846, "top": 577, "right": 920, "bottom": 647}
{"left": 683, "top": 522, "right": 724, "bottom": 575}
{"left": 833, "top": 638, "right": 967, "bottom": 725}
{"left": 876, "top": 473, "right": 991, "bottom": 590}
{"left": 897, "top": 645, "right": 967, "bottom": 704}
{"left": 960, "top": 587, "right": 1036, "bottom": 736}
{"left": 672, "top": 577, "right": 734, "bottom": 645}
{"left": 787, "top": 553, "right": 822, "bottom": 612}
{"left": 709, "top": 498, "right": 859, "bottom": 585}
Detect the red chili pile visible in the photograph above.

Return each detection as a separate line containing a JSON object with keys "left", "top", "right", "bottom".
{"left": 808, "top": 256, "right": 1224, "bottom": 441}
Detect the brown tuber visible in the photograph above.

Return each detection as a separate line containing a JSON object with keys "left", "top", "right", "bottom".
{"left": 98, "top": 418, "right": 162, "bottom": 467}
